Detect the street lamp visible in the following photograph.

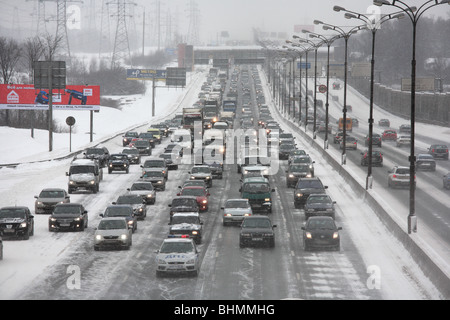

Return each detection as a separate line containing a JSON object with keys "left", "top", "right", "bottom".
{"left": 302, "top": 29, "right": 343, "bottom": 149}
{"left": 335, "top": 5, "right": 405, "bottom": 188}
{"left": 374, "top": 0, "right": 450, "bottom": 234}
{"left": 314, "top": 19, "right": 366, "bottom": 165}
{"left": 294, "top": 35, "right": 324, "bottom": 138}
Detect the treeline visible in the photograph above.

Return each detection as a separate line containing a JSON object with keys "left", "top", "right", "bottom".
{"left": 346, "top": 15, "right": 450, "bottom": 87}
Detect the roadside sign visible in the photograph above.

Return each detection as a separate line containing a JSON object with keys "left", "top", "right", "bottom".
{"left": 126, "top": 69, "right": 167, "bottom": 81}
{"left": 318, "top": 85, "right": 327, "bottom": 93}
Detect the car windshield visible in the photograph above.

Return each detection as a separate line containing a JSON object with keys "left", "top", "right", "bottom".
{"left": 306, "top": 219, "right": 336, "bottom": 230}
{"left": 290, "top": 150, "right": 306, "bottom": 156}
{"left": 98, "top": 219, "right": 127, "bottom": 230}
{"left": 418, "top": 154, "right": 434, "bottom": 160}
{"left": 53, "top": 205, "right": 81, "bottom": 215}
{"left": 280, "top": 134, "right": 293, "bottom": 139}
{"left": 122, "top": 149, "right": 139, "bottom": 155}
{"left": 226, "top": 200, "right": 248, "bottom": 208}
{"left": 139, "top": 133, "right": 154, "bottom": 138}
{"left": 172, "top": 199, "right": 197, "bottom": 207}
{"left": 85, "top": 148, "right": 104, "bottom": 155}
{"left": 125, "top": 132, "right": 138, "bottom": 137}
{"left": 104, "top": 207, "right": 132, "bottom": 217}
{"left": 130, "top": 183, "right": 153, "bottom": 191}
{"left": 395, "top": 168, "right": 409, "bottom": 175}
{"left": 110, "top": 155, "right": 127, "bottom": 160}
{"left": 70, "top": 165, "right": 95, "bottom": 174}
{"left": 298, "top": 180, "right": 323, "bottom": 189}
{"left": 160, "top": 241, "right": 194, "bottom": 254}
{"left": 171, "top": 216, "right": 200, "bottom": 224}
{"left": 290, "top": 165, "right": 310, "bottom": 172}
{"left": 181, "top": 188, "right": 205, "bottom": 196}
{"left": 242, "top": 218, "right": 271, "bottom": 229}
{"left": 307, "top": 195, "right": 331, "bottom": 204}
{"left": 143, "top": 171, "right": 164, "bottom": 178}
{"left": 144, "top": 161, "right": 163, "bottom": 167}
{"left": 192, "top": 167, "right": 211, "bottom": 173}
{"left": 116, "top": 196, "right": 142, "bottom": 204}
{"left": 242, "top": 183, "right": 270, "bottom": 193}
{"left": 0, "top": 208, "right": 26, "bottom": 219}
{"left": 293, "top": 157, "right": 311, "bottom": 164}
{"left": 134, "top": 141, "right": 149, "bottom": 146}
{"left": 280, "top": 144, "right": 295, "bottom": 151}
{"left": 39, "top": 190, "right": 65, "bottom": 198}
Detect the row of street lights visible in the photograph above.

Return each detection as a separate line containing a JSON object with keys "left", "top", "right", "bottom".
{"left": 268, "top": 0, "right": 450, "bottom": 234}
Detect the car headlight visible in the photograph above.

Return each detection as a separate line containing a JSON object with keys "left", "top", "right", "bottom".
{"left": 147, "top": 194, "right": 153, "bottom": 198}
{"left": 89, "top": 180, "right": 95, "bottom": 185}
{"left": 127, "top": 221, "right": 134, "bottom": 225}
{"left": 120, "top": 234, "right": 128, "bottom": 240}
{"left": 190, "top": 176, "right": 195, "bottom": 180}
{"left": 20, "top": 222, "right": 27, "bottom": 228}
{"left": 95, "top": 234, "right": 102, "bottom": 240}
{"left": 157, "top": 259, "right": 167, "bottom": 264}
{"left": 36, "top": 201, "right": 43, "bottom": 206}
{"left": 289, "top": 174, "right": 294, "bottom": 178}
{"left": 192, "top": 231, "right": 198, "bottom": 235}
{"left": 241, "top": 233, "right": 251, "bottom": 237}
{"left": 296, "top": 193, "right": 303, "bottom": 198}
{"left": 50, "top": 217, "right": 57, "bottom": 222}
{"left": 138, "top": 208, "right": 143, "bottom": 212}
{"left": 333, "top": 232, "right": 339, "bottom": 239}
{"left": 202, "top": 199, "right": 208, "bottom": 204}
{"left": 264, "top": 198, "right": 271, "bottom": 202}
{"left": 205, "top": 176, "right": 211, "bottom": 180}
{"left": 157, "top": 180, "right": 163, "bottom": 184}
{"left": 305, "top": 232, "right": 312, "bottom": 239}
{"left": 69, "top": 180, "right": 75, "bottom": 185}
{"left": 186, "top": 258, "right": 195, "bottom": 264}
{"left": 74, "top": 216, "right": 81, "bottom": 221}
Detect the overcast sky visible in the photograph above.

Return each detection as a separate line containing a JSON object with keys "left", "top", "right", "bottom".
{"left": 0, "top": 0, "right": 448, "bottom": 45}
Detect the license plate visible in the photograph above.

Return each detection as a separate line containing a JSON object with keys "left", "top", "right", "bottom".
{"left": 3, "top": 229, "right": 14, "bottom": 233}
{"left": 252, "top": 238, "right": 263, "bottom": 241}
{"left": 168, "top": 265, "right": 183, "bottom": 270}
{"left": 60, "top": 223, "right": 71, "bottom": 227}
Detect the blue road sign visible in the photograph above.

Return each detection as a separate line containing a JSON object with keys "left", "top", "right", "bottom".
{"left": 297, "top": 62, "right": 311, "bottom": 69}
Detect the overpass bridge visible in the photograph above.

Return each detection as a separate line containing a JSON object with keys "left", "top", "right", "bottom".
{"left": 193, "top": 46, "right": 266, "bottom": 67}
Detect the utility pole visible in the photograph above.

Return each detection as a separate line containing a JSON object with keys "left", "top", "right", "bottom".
{"left": 186, "top": 0, "right": 200, "bottom": 45}
{"left": 109, "top": 0, "right": 135, "bottom": 69}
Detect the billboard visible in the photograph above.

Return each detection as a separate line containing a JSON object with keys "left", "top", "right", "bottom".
{"left": 126, "top": 69, "right": 166, "bottom": 81}
{"left": 0, "top": 84, "right": 101, "bottom": 111}
{"left": 401, "top": 78, "right": 435, "bottom": 92}
{"left": 166, "top": 67, "right": 186, "bottom": 87}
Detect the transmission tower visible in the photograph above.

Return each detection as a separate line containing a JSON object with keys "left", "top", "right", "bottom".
{"left": 27, "top": 0, "right": 47, "bottom": 35}
{"left": 186, "top": 0, "right": 200, "bottom": 46}
{"left": 55, "top": 0, "right": 71, "bottom": 59}
{"left": 109, "top": 0, "right": 135, "bottom": 68}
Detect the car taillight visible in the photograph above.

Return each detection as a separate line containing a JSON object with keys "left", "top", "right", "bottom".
{"left": 392, "top": 174, "right": 397, "bottom": 178}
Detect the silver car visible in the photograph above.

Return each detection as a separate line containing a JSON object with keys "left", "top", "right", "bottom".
{"left": 221, "top": 199, "right": 252, "bottom": 226}
{"left": 155, "top": 237, "right": 200, "bottom": 277}
{"left": 127, "top": 182, "right": 156, "bottom": 205}
{"left": 94, "top": 217, "right": 132, "bottom": 251}
{"left": 34, "top": 188, "right": 70, "bottom": 214}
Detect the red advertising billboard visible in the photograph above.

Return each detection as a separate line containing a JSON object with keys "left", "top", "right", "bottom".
{"left": 0, "top": 84, "right": 100, "bottom": 111}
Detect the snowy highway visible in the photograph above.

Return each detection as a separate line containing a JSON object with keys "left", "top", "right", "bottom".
{"left": 0, "top": 65, "right": 448, "bottom": 300}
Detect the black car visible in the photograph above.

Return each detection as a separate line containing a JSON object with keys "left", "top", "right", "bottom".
{"left": 83, "top": 147, "right": 110, "bottom": 167}
{"left": 304, "top": 194, "right": 336, "bottom": 220}
{"left": 378, "top": 119, "right": 390, "bottom": 127}
{"left": 49, "top": 203, "right": 88, "bottom": 232}
{"left": 169, "top": 213, "right": 203, "bottom": 244}
{"left": 0, "top": 206, "right": 34, "bottom": 240}
{"left": 279, "top": 143, "right": 296, "bottom": 160}
{"left": 107, "top": 154, "right": 130, "bottom": 174}
{"left": 159, "top": 152, "right": 179, "bottom": 170}
{"left": 133, "top": 139, "right": 152, "bottom": 156}
{"left": 443, "top": 173, "right": 450, "bottom": 189}
{"left": 294, "top": 177, "right": 328, "bottom": 209}
{"left": 114, "top": 194, "right": 147, "bottom": 220}
{"left": 138, "top": 132, "right": 156, "bottom": 148}
{"left": 122, "top": 131, "right": 139, "bottom": 147}
{"left": 364, "top": 133, "right": 382, "bottom": 147}
{"left": 286, "top": 164, "right": 313, "bottom": 188}
{"left": 100, "top": 205, "right": 137, "bottom": 233}
{"left": 121, "top": 148, "right": 141, "bottom": 164}
{"left": 360, "top": 149, "right": 383, "bottom": 167}
{"left": 239, "top": 215, "right": 276, "bottom": 248}
{"left": 416, "top": 153, "right": 436, "bottom": 171}
{"left": 141, "top": 169, "right": 167, "bottom": 191}
{"left": 428, "top": 144, "right": 448, "bottom": 160}
{"left": 301, "top": 216, "right": 342, "bottom": 251}
{"left": 168, "top": 196, "right": 199, "bottom": 221}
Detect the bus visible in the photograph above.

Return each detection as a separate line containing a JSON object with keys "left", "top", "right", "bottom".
{"left": 339, "top": 118, "right": 352, "bottom": 132}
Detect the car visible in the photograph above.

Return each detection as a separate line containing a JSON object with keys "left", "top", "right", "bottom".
{"left": 278, "top": 132, "right": 295, "bottom": 145}
{"left": 241, "top": 165, "right": 270, "bottom": 180}
{"left": 332, "top": 82, "right": 340, "bottom": 90}
{"left": 48, "top": 203, "right": 88, "bottom": 232}
{"left": 177, "top": 186, "right": 210, "bottom": 212}
{"left": 127, "top": 182, "right": 156, "bottom": 205}
{"left": 141, "top": 169, "right": 167, "bottom": 191}
{"left": 151, "top": 123, "right": 169, "bottom": 137}
{"left": 122, "top": 131, "right": 139, "bottom": 147}
{"left": 388, "top": 165, "right": 416, "bottom": 189}
{"left": 159, "top": 152, "right": 180, "bottom": 170}
{"left": 333, "top": 131, "right": 348, "bottom": 144}
{"left": 304, "top": 194, "right": 336, "bottom": 220}
{"left": 301, "top": 216, "right": 342, "bottom": 251}
{"left": 138, "top": 132, "right": 157, "bottom": 148}
{"left": 396, "top": 135, "right": 411, "bottom": 148}
{"left": 351, "top": 118, "right": 359, "bottom": 127}
{"left": 286, "top": 164, "right": 314, "bottom": 188}
{"left": 290, "top": 155, "right": 315, "bottom": 176}
{"left": 34, "top": 188, "right": 70, "bottom": 214}
{"left": 169, "top": 212, "right": 203, "bottom": 244}
{"left": 317, "top": 121, "right": 332, "bottom": 133}
{"left": 107, "top": 153, "right": 130, "bottom": 174}
{"left": 141, "top": 159, "right": 168, "bottom": 180}
{"left": 100, "top": 205, "right": 137, "bottom": 233}
{"left": 428, "top": 144, "right": 449, "bottom": 160}
{"left": 155, "top": 237, "right": 200, "bottom": 277}
{"left": 294, "top": 177, "right": 328, "bottom": 209}
{"left": 340, "top": 136, "right": 358, "bottom": 150}
{"left": 416, "top": 153, "right": 436, "bottom": 171}
{"left": 443, "top": 173, "right": 450, "bottom": 189}
{"left": 0, "top": 236, "right": 3, "bottom": 260}
{"left": 222, "top": 199, "right": 252, "bottom": 226}
{"left": 178, "top": 180, "right": 209, "bottom": 191}
{"left": 399, "top": 124, "right": 411, "bottom": 134}
{"left": 114, "top": 194, "right": 147, "bottom": 220}
{"left": 121, "top": 148, "right": 141, "bottom": 164}
{"left": 378, "top": 119, "right": 390, "bottom": 127}
{"left": 188, "top": 165, "right": 213, "bottom": 188}
{"left": 239, "top": 215, "right": 276, "bottom": 248}
{"left": 288, "top": 149, "right": 307, "bottom": 165}
{"left": 131, "top": 139, "right": 152, "bottom": 155}
{"left": 94, "top": 217, "right": 132, "bottom": 251}
{"left": 164, "top": 143, "right": 184, "bottom": 158}
{"left": 381, "top": 129, "right": 397, "bottom": 141}
{"left": 83, "top": 146, "right": 110, "bottom": 167}
{"left": 0, "top": 206, "right": 34, "bottom": 240}
{"left": 168, "top": 196, "right": 199, "bottom": 221}
{"left": 146, "top": 128, "right": 162, "bottom": 144}
{"left": 360, "top": 149, "right": 383, "bottom": 167}
{"left": 365, "top": 133, "right": 382, "bottom": 147}
{"left": 240, "top": 177, "right": 275, "bottom": 214}
{"left": 67, "top": 158, "right": 102, "bottom": 194}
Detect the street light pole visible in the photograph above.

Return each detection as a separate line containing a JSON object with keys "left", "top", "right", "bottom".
{"left": 374, "top": 0, "right": 450, "bottom": 234}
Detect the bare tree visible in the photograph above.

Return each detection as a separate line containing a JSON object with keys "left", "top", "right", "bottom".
{"left": 38, "top": 33, "right": 63, "bottom": 61}
{"left": 0, "top": 37, "right": 22, "bottom": 84}
{"left": 22, "top": 36, "right": 45, "bottom": 83}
